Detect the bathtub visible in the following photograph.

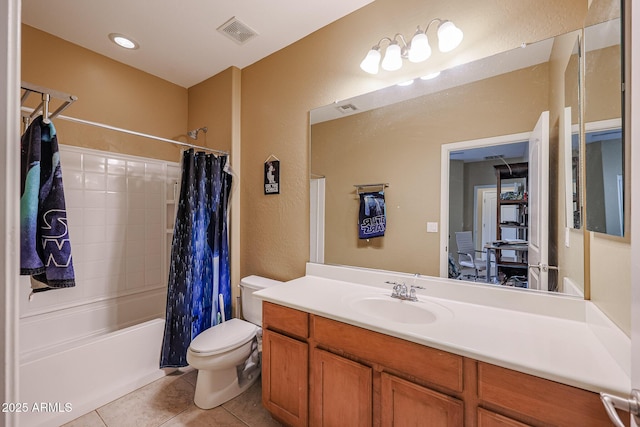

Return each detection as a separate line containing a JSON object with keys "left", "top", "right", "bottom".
{"left": 18, "top": 318, "right": 168, "bottom": 427}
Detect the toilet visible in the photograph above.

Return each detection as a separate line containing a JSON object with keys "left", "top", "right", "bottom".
{"left": 186, "top": 275, "right": 282, "bottom": 409}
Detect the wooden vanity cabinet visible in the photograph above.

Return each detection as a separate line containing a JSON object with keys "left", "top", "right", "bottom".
{"left": 262, "top": 302, "right": 310, "bottom": 427}
{"left": 380, "top": 372, "right": 464, "bottom": 426}
{"left": 310, "top": 348, "right": 372, "bottom": 426}
{"left": 262, "top": 302, "right": 622, "bottom": 427}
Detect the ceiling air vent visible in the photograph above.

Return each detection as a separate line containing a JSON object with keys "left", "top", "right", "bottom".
{"left": 217, "top": 17, "right": 258, "bottom": 45}
{"left": 336, "top": 104, "right": 358, "bottom": 114}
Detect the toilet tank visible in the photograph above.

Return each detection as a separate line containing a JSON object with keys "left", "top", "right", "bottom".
{"left": 239, "top": 275, "right": 282, "bottom": 326}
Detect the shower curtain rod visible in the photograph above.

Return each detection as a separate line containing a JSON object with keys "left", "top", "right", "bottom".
{"left": 20, "top": 107, "right": 229, "bottom": 156}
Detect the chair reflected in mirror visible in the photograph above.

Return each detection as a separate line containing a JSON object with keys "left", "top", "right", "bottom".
{"left": 455, "top": 231, "right": 490, "bottom": 282}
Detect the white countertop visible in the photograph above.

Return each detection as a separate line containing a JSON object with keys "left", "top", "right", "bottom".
{"left": 255, "top": 264, "right": 631, "bottom": 396}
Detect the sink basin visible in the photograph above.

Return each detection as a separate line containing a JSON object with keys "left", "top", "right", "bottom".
{"left": 346, "top": 295, "right": 452, "bottom": 325}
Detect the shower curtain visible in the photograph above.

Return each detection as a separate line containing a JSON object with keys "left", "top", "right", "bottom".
{"left": 160, "top": 149, "right": 232, "bottom": 368}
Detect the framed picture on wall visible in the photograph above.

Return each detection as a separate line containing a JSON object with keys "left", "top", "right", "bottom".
{"left": 264, "top": 158, "right": 280, "bottom": 195}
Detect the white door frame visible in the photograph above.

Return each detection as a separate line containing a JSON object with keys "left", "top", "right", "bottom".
{"left": 309, "top": 177, "right": 326, "bottom": 263}
{"left": 2, "top": 0, "right": 22, "bottom": 425}
{"left": 439, "top": 132, "right": 531, "bottom": 277}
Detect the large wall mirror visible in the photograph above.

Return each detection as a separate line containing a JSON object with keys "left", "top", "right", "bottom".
{"left": 309, "top": 0, "right": 623, "bottom": 298}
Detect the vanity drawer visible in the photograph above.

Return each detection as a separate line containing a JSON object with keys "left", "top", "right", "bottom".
{"left": 477, "top": 362, "right": 617, "bottom": 426}
{"left": 263, "top": 301, "right": 309, "bottom": 339}
{"left": 311, "top": 315, "right": 463, "bottom": 392}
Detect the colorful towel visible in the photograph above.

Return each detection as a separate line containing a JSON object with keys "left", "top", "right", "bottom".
{"left": 20, "top": 115, "right": 75, "bottom": 292}
{"left": 358, "top": 191, "right": 386, "bottom": 239}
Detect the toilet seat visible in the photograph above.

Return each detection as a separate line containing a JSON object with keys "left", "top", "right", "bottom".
{"left": 189, "top": 318, "right": 258, "bottom": 356}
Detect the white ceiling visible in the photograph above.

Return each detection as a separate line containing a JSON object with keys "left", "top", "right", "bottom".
{"left": 21, "top": 0, "right": 373, "bottom": 88}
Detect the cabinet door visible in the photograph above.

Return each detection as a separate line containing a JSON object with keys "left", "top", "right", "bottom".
{"left": 477, "top": 408, "right": 531, "bottom": 427}
{"left": 381, "top": 372, "right": 463, "bottom": 427}
{"left": 262, "top": 329, "right": 308, "bottom": 427}
{"left": 310, "top": 348, "right": 372, "bottom": 427}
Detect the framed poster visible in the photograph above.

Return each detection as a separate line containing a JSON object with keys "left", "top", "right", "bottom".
{"left": 264, "top": 158, "right": 280, "bottom": 195}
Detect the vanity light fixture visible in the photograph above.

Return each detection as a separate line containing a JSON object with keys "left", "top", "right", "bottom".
{"left": 108, "top": 33, "right": 139, "bottom": 50}
{"left": 360, "top": 19, "right": 463, "bottom": 74}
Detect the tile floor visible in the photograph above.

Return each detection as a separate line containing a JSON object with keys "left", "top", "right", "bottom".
{"left": 62, "top": 370, "right": 282, "bottom": 427}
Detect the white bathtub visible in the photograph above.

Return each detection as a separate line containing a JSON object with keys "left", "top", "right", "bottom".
{"left": 18, "top": 318, "right": 168, "bottom": 427}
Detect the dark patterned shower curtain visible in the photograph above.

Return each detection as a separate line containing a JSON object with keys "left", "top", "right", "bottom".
{"left": 160, "top": 149, "right": 232, "bottom": 368}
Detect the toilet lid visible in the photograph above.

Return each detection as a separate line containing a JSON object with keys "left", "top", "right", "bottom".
{"left": 190, "top": 318, "right": 258, "bottom": 355}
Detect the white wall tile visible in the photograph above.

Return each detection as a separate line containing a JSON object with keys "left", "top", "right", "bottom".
{"left": 64, "top": 188, "right": 84, "bottom": 208}
{"left": 106, "top": 209, "right": 127, "bottom": 226}
{"left": 84, "top": 190, "right": 106, "bottom": 209}
{"left": 145, "top": 238, "right": 162, "bottom": 256}
{"left": 59, "top": 150, "right": 83, "bottom": 171}
{"left": 145, "top": 267, "right": 162, "bottom": 287}
{"left": 64, "top": 171, "right": 84, "bottom": 190}
{"left": 127, "top": 209, "right": 146, "bottom": 226}
{"left": 105, "top": 192, "right": 126, "bottom": 210}
{"left": 84, "top": 172, "right": 106, "bottom": 191}
{"left": 145, "top": 180, "right": 163, "bottom": 195}
{"left": 83, "top": 243, "right": 108, "bottom": 262}
{"left": 83, "top": 154, "right": 106, "bottom": 173}
{"left": 127, "top": 193, "right": 145, "bottom": 210}
{"left": 105, "top": 225, "right": 126, "bottom": 242}
{"left": 145, "top": 162, "right": 165, "bottom": 178}
{"left": 23, "top": 145, "right": 179, "bottom": 344}
{"left": 107, "top": 175, "right": 127, "bottom": 192}
{"left": 126, "top": 161, "right": 145, "bottom": 176}
{"left": 107, "top": 158, "right": 126, "bottom": 175}
{"left": 84, "top": 225, "right": 106, "bottom": 244}
{"left": 83, "top": 208, "right": 106, "bottom": 226}
{"left": 145, "top": 208, "right": 162, "bottom": 225}
{"left": 127, "top": 176, "right": 145, "bottom": 193}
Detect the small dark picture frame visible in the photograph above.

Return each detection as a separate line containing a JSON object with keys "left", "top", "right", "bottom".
{"left": 264, "top": 160, "right": 280, "bottom": 195}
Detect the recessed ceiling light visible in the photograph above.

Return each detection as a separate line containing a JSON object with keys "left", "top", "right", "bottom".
{"left": 108, "top": 33, "right": 139, "bottom": 50}
{"left": 397, "top": 79, "right": 415, "bottom": 87}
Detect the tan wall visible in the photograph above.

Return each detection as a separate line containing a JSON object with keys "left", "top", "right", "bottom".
{"left": 188, "top": 68, "right": 236, "bottom": 154}
{"left": 21, "top": 25, "right": 189, "bottom": 162}
{"left": 311, "top": 64, "right": 548, "bottom": 276}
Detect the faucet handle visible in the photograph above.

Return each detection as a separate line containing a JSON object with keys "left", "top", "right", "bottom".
{"left": 385, "top": 281, "right": 405, "bottom": 298}
{"left": 409, "top": 284, "right": 423, "bottom": 301}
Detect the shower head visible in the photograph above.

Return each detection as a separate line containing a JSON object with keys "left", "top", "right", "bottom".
{"left": 187, "top": 127, "right": 208, "bottom": 140}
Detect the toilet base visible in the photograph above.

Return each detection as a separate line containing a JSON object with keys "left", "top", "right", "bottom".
{"left": 193, "top": 366, "right": 261, "bottom": 409}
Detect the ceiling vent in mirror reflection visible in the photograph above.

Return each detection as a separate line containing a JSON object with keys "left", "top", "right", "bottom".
{"left": 360, "top": 18, "right": 463, "bottom": 74}
{"left": 336, "top": 104, "right": 358, "bottom": 114}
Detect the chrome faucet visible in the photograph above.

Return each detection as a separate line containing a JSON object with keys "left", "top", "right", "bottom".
{"left": 385, "top": 281, "right": 424, "bottom": 302}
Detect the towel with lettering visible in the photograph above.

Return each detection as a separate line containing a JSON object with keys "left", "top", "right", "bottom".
{"left": 20, "top": 115, "right": 76, "bottom": 292}
{"left": 358, "top": 191, "right": 386, "bottom": 239}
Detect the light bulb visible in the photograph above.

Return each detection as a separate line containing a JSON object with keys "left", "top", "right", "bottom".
{"left": 437, "top": 21, "right": 463, "bottom": 52}
{"left": 381, "top": 43, "right": 403, "bottom": 71}
{"left": 359, "top": 48, "right": 381, "bottom": 74}
{"left": 408, "top": 32, "right": 431, "bottom": 63}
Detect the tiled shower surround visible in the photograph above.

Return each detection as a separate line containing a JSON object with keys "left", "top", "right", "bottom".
{"left": 19, "top": 145, "right": 180, "bottom": 358}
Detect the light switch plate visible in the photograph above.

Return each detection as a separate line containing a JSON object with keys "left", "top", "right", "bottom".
{"left": 427, "top": 222, "right": 438, "bottom": 233}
